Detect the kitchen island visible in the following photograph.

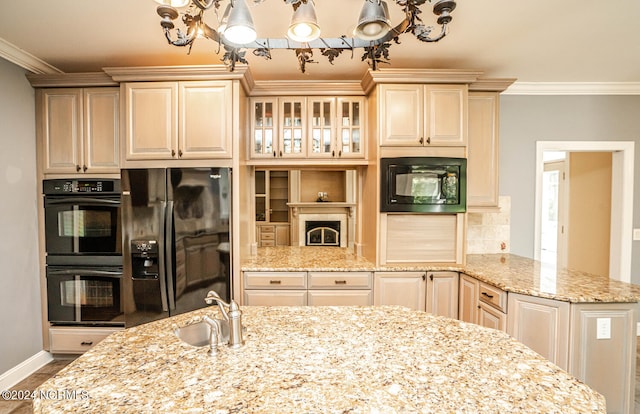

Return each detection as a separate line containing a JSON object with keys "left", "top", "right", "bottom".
{"left": 34, "top": 306, "right": 604, "bottom": 413}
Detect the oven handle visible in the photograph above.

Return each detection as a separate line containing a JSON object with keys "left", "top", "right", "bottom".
{"left": 46, "top": 268, "right": 123, "bottom": 278}
{"left": 45, "top": 197, "right": 121, "bottom": 206}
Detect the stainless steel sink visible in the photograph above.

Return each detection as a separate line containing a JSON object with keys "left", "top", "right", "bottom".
{"left": 174, "top": 319, "right": 230, "bottom": 347}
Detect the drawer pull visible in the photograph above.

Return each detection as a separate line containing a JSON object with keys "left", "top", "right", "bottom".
{"left": 269, "top": 280, "right": 282, "bottom": 285}
{"left": 481, "top": 292, "right": 494, "bottom": 299}
{"left": 80, "top": 341, "right": 93, "bottom": 346}
{"left": 334, "top": 280, "right": 347, "bottom": 285}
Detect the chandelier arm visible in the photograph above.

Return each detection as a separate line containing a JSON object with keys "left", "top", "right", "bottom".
{"left": 414, "top": 23, "right": 448, "bottom": 43}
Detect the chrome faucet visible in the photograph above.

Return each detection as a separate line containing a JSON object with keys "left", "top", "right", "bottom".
{"left": 204, "top": 290, "right": 245, "bottom": 348}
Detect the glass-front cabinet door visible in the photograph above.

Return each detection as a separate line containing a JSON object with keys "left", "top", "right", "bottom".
{"left": 336, "top": 97, "right": 365, "bottom": 159}
{"left": 279, "top": 98, "right": 306, "bottom": 158}
{"left": 250, "top": 98, "right": 278, "bottom": 159}
{"left": 308, "top": 98, "right": 335, "bottom": 158}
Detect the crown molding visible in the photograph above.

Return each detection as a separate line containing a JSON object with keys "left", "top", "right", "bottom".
{"left": 503, "top": 82, "right": 640, "bottom": 95}
{"left": 103, "top": 65, "right": 254, "bottom": 93}
{"left": 26, "top": 72, "right": 118, "bottom": 88}
{"left": 0, "top": 38, "right": 62, "bottom": 74}
{"left": 250, "top": 80, "right": 365, "bottom": 96}
{"left": 361, "top": 68, "right": 483, "bottom": 94}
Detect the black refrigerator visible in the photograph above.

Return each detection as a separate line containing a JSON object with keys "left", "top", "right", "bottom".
{"left": 121, "top": 168, "right": 231, "bottom": 327}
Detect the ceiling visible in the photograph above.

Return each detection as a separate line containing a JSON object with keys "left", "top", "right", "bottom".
{"left": 1, "top": 0, "right": 639, "bottom": 84}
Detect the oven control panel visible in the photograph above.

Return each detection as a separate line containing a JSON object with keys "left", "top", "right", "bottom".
{"left": 43, "top": 179, "right": 121, "bottom": 195}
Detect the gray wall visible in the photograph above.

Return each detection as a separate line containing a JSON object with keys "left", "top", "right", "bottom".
{"left": 0, "top": 58, "right": 42, "bottom": 373}
{"left": 500, "top": 95, "right": 640, "bottom": 283}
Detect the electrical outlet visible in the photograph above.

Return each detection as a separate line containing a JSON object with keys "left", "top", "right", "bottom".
{"left": 596, "top": 318, "right": 611, "bottom": 340}
{"left": 634, "top": 228, "right": 640, "bottom": 241}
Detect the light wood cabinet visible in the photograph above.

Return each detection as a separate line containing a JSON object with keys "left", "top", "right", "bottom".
{"left": 249, "top": 96, "right": 366, "bottom": 160}
{"left": 467, "top": 92, "right": 500, "bottom": 210}
{"left": 379, "top": 213, "right": 464, "bottom": 264}
{"left": 426, "top": 271, "right": 459, "bottom": 319}
{"left": 255, "top": 170, "right": 290, "bottom": 246}
{"left": 243, "top": 271, "right": 307, "bottom": 306}
{"left": 507, "top": 293, "right": 570, "bottom": 370}
{"left": 374, "top": 271, "right": 458, "bottom": 318}
{"left": 458, "top": 273, "right": 507, "bottom": 332}
{"left": 124, "top": 81, "right": 232, "bottom": 161}
{"left": 379, "top": 84, "right": 467, "bottom": 147}
{"left": 243, "top": 271, "right": 372, "bottom": 306}
{"left": 49, "top": 327, "right": 121, "bottom": 354}
{"left": 37, "top": 88, "right": 120, "bottom": 174}
{"left": 568, "top": 303, "right": 637, "bottom": 414}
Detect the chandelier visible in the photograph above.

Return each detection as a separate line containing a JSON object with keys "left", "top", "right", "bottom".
{"left": 155, "top": 0, "right": 457, "bottom": 73}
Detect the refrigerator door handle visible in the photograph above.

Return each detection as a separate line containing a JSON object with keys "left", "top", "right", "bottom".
{"left": 158, "top": 201, "right": 170, "bottom": 313}
{"left": 165, "top": 200, "right": 176, "bottom": 311}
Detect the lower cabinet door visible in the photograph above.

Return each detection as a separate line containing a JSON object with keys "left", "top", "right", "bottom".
{"left": 373, "top": 272, "right": 426, "bottom": 311}
{"left": 307, "top": 290, "right": 372, "bottom": 306}
{"left": 243, "top": 290, "right": 307, "bottom": 306}
{"left": 477, "top": 302, "right": 506, "bottom": 332}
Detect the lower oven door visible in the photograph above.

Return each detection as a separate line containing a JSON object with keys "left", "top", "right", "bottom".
{"left": 46, "top": 267, "right": 124, "bottom": 326}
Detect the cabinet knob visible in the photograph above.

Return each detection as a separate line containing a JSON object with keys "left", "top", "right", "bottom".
{"left": 477, "top": 305, "right": 481, "bottom": 309}
{"left": 273, "top": 151, "right": 276, "bottom": 157}
{"left": 332, "top": 150, "right": 335, "bottom": 157}
{"left": 279, "top": 150, "right": 283, "bottom": 157}
{"left": 171, "top": 149, "right": 176, "bottom": 157}
{"left": 338, "top": 150, "right": 342, "bottom": 157}
{"left": 178, "top": 149, "right": 183, "bottom": 158}
{"left": 426, "top": 136, "right": 431, "bottom": 144}
{"left": 429, "top": 274, "right": 434, "bottom": 281}
{"left": 82, "top": 164, "right": 87, "bottom": 172}
{"left": 419, "top": 137, "right": 424, "bottom": 145}
{"left": 422, "top": 274, "right": 426, "bottom": 281}
{"left": 76, "top": 165, "right": 81, "bottom": 172}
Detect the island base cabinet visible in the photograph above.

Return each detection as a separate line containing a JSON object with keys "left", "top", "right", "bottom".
{"left": 307, "top": 290, "right": 372, "bottom": 306}
{"left": 506, "top": 293, "right": 570, "bottom": 370}
{"left": 568, "top": 303, "right": 637, "bottom": 414}
{"left": 243, "top": 290, "right": 307, "bottom": 306}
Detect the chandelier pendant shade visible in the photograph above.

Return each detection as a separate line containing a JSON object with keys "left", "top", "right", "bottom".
{"left": 156, "top": 0, "right": 457, "bottom": 73}
{"left": 354, "top": 0, "right": 392, "bottom": 41}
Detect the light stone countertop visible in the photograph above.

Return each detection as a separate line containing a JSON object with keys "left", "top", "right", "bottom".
{"left": 242, "top": 247, "right": 640, "bottom": 303}
{"left": 33, "top": 306, "right": 605, "bottom": 413}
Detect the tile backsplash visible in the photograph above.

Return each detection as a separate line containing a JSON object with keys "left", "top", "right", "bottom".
{"left": 466, "top": 196, "right": 511, "bottom": 254}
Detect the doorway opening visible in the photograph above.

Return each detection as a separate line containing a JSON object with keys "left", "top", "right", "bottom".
{"left": 534, "top": 141, "right": 635, "bottom": 282}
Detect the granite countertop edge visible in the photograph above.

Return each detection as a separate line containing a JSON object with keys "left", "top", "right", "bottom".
{"left": 241, "top": 249, "right": 640, "bottom": 304}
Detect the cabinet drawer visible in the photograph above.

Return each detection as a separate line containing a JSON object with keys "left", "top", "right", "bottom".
{"left": 244, "top": 271, "right": 307, "bottom": 289}
{"left": 49, "top": 327, "right": 121, "bottom": 354}
{"left": 260, "top": 240, "right": 275, "bottom": 247}
{"left": 478, "top": 282, "right": 507, "bottom": 313}
{"left": 261, "top": 232, "right": 275, "bottom": 240}
{"left": 307, "top": 290, "right": 372, "bottom": 306}
{"left": 307, "top": 272, "right": 372, "bottom": 289}
{"left": 243, "top": 290, "right": 307, "bottom": 306}
{"left": 260, "top": 225, "right": 275, "bottom": 233}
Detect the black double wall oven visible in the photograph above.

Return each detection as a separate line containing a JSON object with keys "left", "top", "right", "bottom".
{"left": 43, "top": 179, "right": 124, "bottom": 327}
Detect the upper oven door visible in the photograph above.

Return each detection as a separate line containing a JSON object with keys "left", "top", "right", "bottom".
{"left": 44, "top": 195, "right": 122, "bottom": 262}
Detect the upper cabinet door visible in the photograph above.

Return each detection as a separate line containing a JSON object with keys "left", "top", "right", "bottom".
{"left": 379, "top": 84, "right": 424, "bottom": 146}
{"left": 124, "top": 82, "right": 178, "bottom": 160}
{"left": 335, "top": 97, "right": 365, "bottom": 159}
{"left": 279, "top": 97, "right": 307, "bottom": 158}
{"left": 250, "top": 98, "right": 279, "bottom": 159}
{"left": 307, "top": 97, "right": 335, "bottom": 158}
{"left": 37, "top": 87, "right": 120, "bottom": 175}
{"left": 379, "top": 84, "right": 467, "bottom": 147}
{"left": 179, "top": 81, "right": 232, "bottom": 159}
{"left": 83, "top": 88, "right": 120, "bottom": 173}
{"left": 39, "top": 88, "right": 83, "bottom": 173}
{"left": 425, "top": 85, "right": 467, "bottom": 146}
{"left": 467, "top": 92, "right": 499, "bottom": 210}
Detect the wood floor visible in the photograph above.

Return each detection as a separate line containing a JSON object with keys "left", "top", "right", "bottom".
{"left": 2, "top": 351, "right": 640, "bottom": 413}
{"left": 0, "top": 359, "right": 74, "bottom": 414}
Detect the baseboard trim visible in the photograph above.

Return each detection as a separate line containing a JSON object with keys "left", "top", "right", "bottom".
{"left": 0, "top": 351, "right": 53, "bottom": 391}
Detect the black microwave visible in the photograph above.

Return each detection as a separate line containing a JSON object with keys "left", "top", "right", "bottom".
{"left": 380, "top": 157, "right": 467, "bottom": 213}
